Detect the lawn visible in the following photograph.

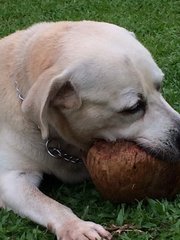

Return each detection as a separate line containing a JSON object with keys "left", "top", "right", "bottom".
{"left": 0, "top": 0, "right": 179, "bottom": 239}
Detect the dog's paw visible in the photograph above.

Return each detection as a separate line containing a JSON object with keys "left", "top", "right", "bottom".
{"left": 56, "top": 219, "right": 112, "bottom": 240}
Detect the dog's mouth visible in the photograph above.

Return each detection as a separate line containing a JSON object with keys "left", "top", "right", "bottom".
{"left": 136, "top": 141, "right": 180, "bottom": 162}
{"left": 86, "top": 138, "right": 180, "bottom": 163}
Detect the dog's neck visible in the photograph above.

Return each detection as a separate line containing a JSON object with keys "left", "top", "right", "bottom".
{"left": 14, "top": 80, "right": 83, "bottom": 164}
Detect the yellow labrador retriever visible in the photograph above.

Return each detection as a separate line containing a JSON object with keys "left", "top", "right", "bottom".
{"left": 0, "top": 21, "right": 179, "bottom": 240}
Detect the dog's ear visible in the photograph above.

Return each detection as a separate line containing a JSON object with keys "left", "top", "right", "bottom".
{"left": 22, "top": 71, "right": 81, "bottom": 139}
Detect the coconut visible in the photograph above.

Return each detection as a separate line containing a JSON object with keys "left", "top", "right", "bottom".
{"left": 85, "top": 140, "right": 180, "bottom": 203}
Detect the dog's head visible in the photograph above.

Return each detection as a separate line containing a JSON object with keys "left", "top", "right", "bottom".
{"left": 22, "top": 21, "right": 180, "bottom": 161}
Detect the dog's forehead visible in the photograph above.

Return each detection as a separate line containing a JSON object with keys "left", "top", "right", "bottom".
{"left": 66, "top": 22, "right": 164, "bottom": 97}
{"left": 76, "top": 52, "right": 162, "bottom": 96}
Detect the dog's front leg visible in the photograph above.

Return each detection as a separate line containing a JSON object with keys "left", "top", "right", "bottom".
{"left": 0, "top": 170, "right": 111, "bottom": 240}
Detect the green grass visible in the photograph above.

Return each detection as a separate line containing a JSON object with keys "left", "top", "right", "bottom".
{"left": 0, "top": 0, "right": 179, "bottom": 239}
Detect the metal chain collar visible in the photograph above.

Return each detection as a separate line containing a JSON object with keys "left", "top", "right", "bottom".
{"left": 46, "top": 139, "right": 83, "bottom": 164}
{"left": 15, "top": 80, "right": 83, "bottom": 164}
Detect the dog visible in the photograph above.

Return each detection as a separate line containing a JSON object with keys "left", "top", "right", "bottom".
{"left": 0, "top": 21, "right": 179, "bottom": 240}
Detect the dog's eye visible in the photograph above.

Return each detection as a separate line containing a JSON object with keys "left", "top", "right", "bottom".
{"left": 121, "top": 100, "right": 146, "bottom": 114}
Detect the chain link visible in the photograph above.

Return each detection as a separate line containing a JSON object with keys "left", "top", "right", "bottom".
{"left": 15, "top": 81, "right": 24, "bottom": 101}
{"left": 46, "top": 139, "right": 83, "bottom": 164}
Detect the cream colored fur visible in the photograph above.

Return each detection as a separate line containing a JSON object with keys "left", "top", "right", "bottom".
{"left": 0, "top": 21, "right": 179, "bottom": 240}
